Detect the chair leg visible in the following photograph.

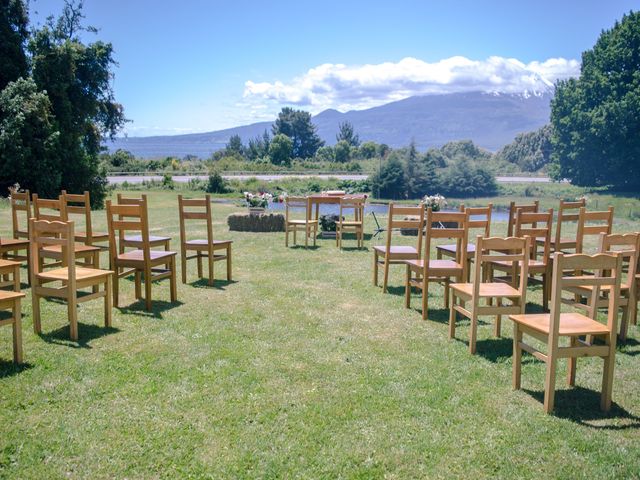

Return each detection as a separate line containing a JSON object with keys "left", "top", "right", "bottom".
{"left": 373, "top": 252, "right": 379, "bottom": 286}
{"left": 513, "top": 324, "right": 522, "bottom": 389}
{"left": 208, "top": 253, "right": 214, "bottom": 287}
{"left": 495, "top": 298, "right": 502, "bottom": 337}
{"left": 567, "top": 336, "right": 577, "bottom": 386}
{"left": 135, "top": 271, "right": 142, "bottom": 300}
{"left": 68, "top": 294, "right": 78, "bottom": 341}
{"left": 382, "top": 259, "right": 390, "bottom": 294}
{"left": 144, "top": 267, "right": 152, "bottom": 311}
{"left": 170, "top": 257, "right": 178, "bottom": 302}
{"left": 305, "top": 225, "right": 309, "bottom": 248}
{"left": 619, "top": 302, "right": 629, "bottom": 342}
{"left": 421, "top": 282, "right": 429, "bottom": 321}
{"left": 601, "top": 345, "right": 616, "bottom": 412}
{"left": 404, "top": 266, "right": 412, "bottom": 308}
{"left": 293, "top": 228, "right": 297, "bottom": 246}
{"left": 469, "top": 303, "right": 479, "bottom": 354}
{"left": 543, "top": 355, "right": 558, "bottom": 414}
{"left": 313, "top": 225, "right": 316, "bottom": 247}
{"left": 226, "top": 245, "right": 232, "bottom": 281}
{"left": 113, "top": 272, "right": 120, "bottom": 308}
{"left": 104, "top": 275, "right": 113, "bottom": 327}
{"left": 285, "top": 226, "right": 289, "bottom": 247}
{"left": 542, "top": 273, "right": 549, "bottom": 311}
{"left": 449, "top": 293, "right": 457, "bottom": 339}
{"left": 197, "top": 252, "right": 203, "bottom": 278}
{"left": 181, "top": 249, "right": 187, "bottom": 284}
{"left": 12, "top": 299, "right": 23, "bottom": 364}
{"left": 32, "top": 289, "right": 41, "bottom": 334}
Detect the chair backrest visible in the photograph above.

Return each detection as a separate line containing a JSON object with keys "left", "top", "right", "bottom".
{"left": 178, "top": 195, "right": 213, "bottom": 246}
{"left": 106, "top": 200, "right": 151, "bottom": 263}
{"left": 475, "top": 236, "right": 530, "bottom": 297}
{"left": 10, "top": 190, "right": 31, "bottom": 239}
{"left": 29, "top": 219, "right": 77, "bottom": 283}
{"left": 507, "top": 201, "right": 539, "bottom": 236}
{"left": 576, "top": 206, "right": 614, "bottom": 253}
{"left": 116, "top": 193, "right": 148, "bottom": 206}
{"left": 466, "top": 203, "right": 493, "bottom": 238}
{"left": 597, "top": 232, "right": 640, "bottom": 291}
{"left": 554, "top": 198, "right": 586, "bottom": 247}
{"left": 285, "top": 196, "right": 312, "bottom": 222}
{"left": 32, "top": 194, "right": 67, "bottom": 222}
{"left": 515, "top": 208, "right": 554, "bottom": 265}
{"left": 421, "top": 208, "right": 469, "bottom": 277}
{"left": 61, "top": 190, "right": 93, "bottom": 240}
{"left": 384, "top": 202, "right": 425, "bottom": 258}
{"left": 339, "top": 196, "right": 366, "bottom": 222}
{"left": 549, "top": 252, "right": 622, "bottom": 341}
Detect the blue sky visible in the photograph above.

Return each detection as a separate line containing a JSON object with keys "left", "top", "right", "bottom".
{"left": 31, "top": 0, "right": 640, "bottom": 137}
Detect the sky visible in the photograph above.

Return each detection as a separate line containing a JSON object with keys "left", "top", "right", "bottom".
{"left": 30, "top": 0, "right": 640, "bottom": 137}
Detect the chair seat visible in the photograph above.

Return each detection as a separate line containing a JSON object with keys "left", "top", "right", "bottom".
{"left": 42, "top": 243, "right": 101, "bottom": 254}
{"left": 567, "top": 284, "right": 630, "bottom": 295}
{"left": 117, "top": 250, "right": 177, "bottom": 263}
{"left": 509, "top": 312, "right": 611, "bottom": 336}
{"left": 75, "top": 231, "right": 109, "bottom": 241}
{"left": 37, "top": 267, "right": 112, "bottom": 282}
{"left": 373, "top": 245, "right": 418, "bottom": 256}
{"left": 0, "top": 290, "right": 25, "bottom": 308}
{"left": 491, "top": 259, "right": 547, "bottom": 269}
{"left": 185, "top": 239, "right": 233, "bottom": 248}
{"left": 450, "top": 282, "right": 521, "bottom": 298}
{"left": 405, "top": 259, "right": 463, "bottom": 273}
{"left": 124, "top": 235, "right": 171, "bottom": 243}
{"left": 338, "top": 221, "right": 363, "bottom": 226}
{"left": 0, "top": 259, "right": 21, "bottom": 269}
{"left": 0, "top": 238, "right": 29, "bottom": 249}
{"left": 287, "top": 220, "right": 318, "bottom": 225}
{"left": 436, "top": 243, "right": 475, "bottom": 255}
{"left": 538, "top": 237, "right": 576, "bottom": 248}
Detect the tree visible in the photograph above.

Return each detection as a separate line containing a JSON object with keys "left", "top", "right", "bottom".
{"left": 440, "top": 139, "right": 491, "bottom": 162}
{"left": 268, "top": 133, "right": 293, "bottom": 166}
{"left": 336, "top": 121, "right": 360, "bottom": 147}
{"left": 226, "top": 134, "right": 244, "bottom": 156}
{"left": 495, "top": 125, "right": 552, "bottom": 172}
{"left": 28, "top": 0, "right": 125, "bottom": 206}
{"left": 206, "top": 170, "right": 228, "bottom": 193}
{"left": 315, "top": 145, "right": 334, "bottom": 162}
{"left": 371, "top": 157, "right": 406, "bottom": 199}
{"left": 0, "top": 77, "right": 61, "bottom": 195}
{"left": 0, "top": 0, "right": 29, "bottom": 91}
{"left": 334, "top": 140, "right": 351, "bottom": 163}
{"left": 551, "top": 11, "right": 640, "bottom": 189}
{"left": 247, "top": 130, "right": 270, "bottom": 161}
{"left": 358, "top": 141, "right": 377, "bottom": 159}
{"left": 438, "top": 158, "right": 497, "bottom": 198}
{"left": 404, "top": 140, "right": 438, "bottom": 198}
{"left": 272, "top": 107, "right": 324, "bottom": 158}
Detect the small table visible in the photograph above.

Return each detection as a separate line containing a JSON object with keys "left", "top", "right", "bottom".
{"left": 308, "top": 193, "right": 367, "bottom": 221}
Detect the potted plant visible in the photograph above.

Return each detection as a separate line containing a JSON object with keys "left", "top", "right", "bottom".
{"left": 319, "top": 214, "right": 342, "bottom": 238}
{"left": 244, "top": 192, "right": 272, "bottom": 215}
{"left": 422, "top": 194, "right": 447, "bottom": 211}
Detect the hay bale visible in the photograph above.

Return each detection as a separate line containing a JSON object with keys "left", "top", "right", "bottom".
{"left": 227, "top": 213, "right": 285, "bottom": 232}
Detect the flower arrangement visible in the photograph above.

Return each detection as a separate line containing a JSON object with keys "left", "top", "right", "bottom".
{"left": 7, "top": 182, "right": 22, "bottom": 199}
{"left": 422, "top": 194, "right": 447, "bottom": 211}
{"left": 244, "top": 191, "right": 273, "bottom": 208}
{"left": 274, "top": 192, "right": 287, "bottom": 203}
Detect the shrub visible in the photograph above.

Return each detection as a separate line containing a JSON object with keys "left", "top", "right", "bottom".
{"left": 206, "top": 171, "right": 228, "bottom": 193}
{"left": 319, "top": 214, "right": 341, "bottom": 232}
{"left": 162, "top": 172, "right": 175, "bottom": 190}
{"left": 227, "top": 213, "right": 285, "bottom": 232}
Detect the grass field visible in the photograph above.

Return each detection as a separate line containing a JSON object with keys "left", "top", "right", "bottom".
{"left": 1, "top": 189, "right": 639, "bottom": 479}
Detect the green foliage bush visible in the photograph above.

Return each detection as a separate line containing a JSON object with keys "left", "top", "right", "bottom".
{"left": 206, "top": 171, "right": 228, "bottom": 193}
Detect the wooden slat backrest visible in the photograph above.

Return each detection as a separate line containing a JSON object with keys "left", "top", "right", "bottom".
{"left": 507, "top": 201, "right": 539, "bottom": 236}
{"left": 29, "top": 219, "right": 76, "bottom": 282}
{"left": 285, "top": 196, "right": 312, "bottom": 222}
{"left": 516, "top": 209, "right": 553, "bottom": 263}
{"left": 106, "top": 200, "right": 150, "bottom": 263}
{"left": 466, "top": 204, "right": 493, "bottom": 235}
{"left": 597, "top": 232, "right": 640, "bottom": 290}
{"left": 383, "top": 203, "right": 425, "bottom": 260}
{"left": 576, "top": 207, "right": 614, "bottom": 253}
{"left": 10, "top": 190, "right": 31, "bottom": 239}
{"left": 61, "top": 190, "right": 93, "bottom": 239}
{"left": 475, "top": 235, "right": 530, "bottom": 299}
{"left": 554, "top": 198, "right": 587, "bottom": 246}
{"left": 178, "top": 194, "right": 213, "bottom": 247}
{"left": 33, "top": 194, "right": 67, "bottom": 222}
{"left": 549, "top": 252, "right": 622, "bottom": 341}
{"left": 420, "top": 208, "right": 469, "bottom": 277}
{"left": 339, "top": 196, "right": 366, "bottom": 223}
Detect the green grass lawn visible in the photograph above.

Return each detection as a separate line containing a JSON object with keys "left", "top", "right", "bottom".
{"left": 1, "top": 190, "right": 639, "bottom": 479}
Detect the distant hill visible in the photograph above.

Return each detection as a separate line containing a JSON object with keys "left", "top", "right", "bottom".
{"left": 107, "top": 91, "right": 552, "bottom": 158}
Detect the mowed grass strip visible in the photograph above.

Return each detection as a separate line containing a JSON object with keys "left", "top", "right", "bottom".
{"left": 0, "top": 190, "right": 638, "bottom": 479}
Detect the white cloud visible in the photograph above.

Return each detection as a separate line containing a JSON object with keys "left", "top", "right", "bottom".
{"left": 243, "top": 56, "right": 580, "bottom": 113}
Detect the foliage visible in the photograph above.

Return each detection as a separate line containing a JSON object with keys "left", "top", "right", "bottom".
{"left": 0, "top": 77, "right": 61, "bottom": 195}
{"left": 161, "top": 172, "right": 174, "bottom": 190}
{"left": 315, "top": 145, "right": 335, "bottom": 162}
{"left": 405, "top": 140, "right": 439, "bottom": 198}
{"left": 319, "top": 214, "right": 341, "bottom": 232}
{"left": 495, "top": 125, "right": 553, "bottom": 172}
{"left": 550, "top": 11, "right": 640, "bottom": 189}
{"left": 371, "top": 156, "right": 407, "bottom": 199}
{"left": 334, "top": 140, "right": 351, "bottom": 163}
{"left": 227, "top": 212, "right": 285, "bottom": 231}
{"left": 272, "top": 107, "right": 324, "bottom": 158}
{"left": 206, "top": 171, "right": 228, "bottom": 194}
{"left": 226, "top": 134, "right": 244, "bottom": 156}
{"left": 246, "top": 130, "right": 270, "bottom": 161}
{"left": 441, "top": 139, "right": 492, "bottom": 162}
{"left": 0, "top": 0, "right": 29, "bottom": 91}
{"left": 358, "top": 141, "right": 378, "bottom": 159}
{"left": 438, "top": 158, "right": 497, "bottom": 197}
{"left": 336, "top": 121, "right": 360, "bottom": 147}
{"left": 268, "top": 133, "right": 293, "bottom": 166}
{"left": 243, "top": 191, "right": 272, "bottom": 208}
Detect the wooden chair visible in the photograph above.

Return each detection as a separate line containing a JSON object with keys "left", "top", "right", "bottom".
{"left": 336, "top": 196, "right": 365, "bottom": 249}
{"left": 178, "top": 194, "right": 232, "bottom": 286}
{"left": 285, "top": 196, "right": 318, "bottom": 248}
{"left": 0, "top": 237, "right": 30, "bottom": 282}
{"left": 373, "top": 202, "right": 424, "bottom": 293}
{"left": 62, "top": 190, "right": 110, "bottom": 249}
{"left": 576, "top": 206, "right": 614, "bottom": 253}
{"left": 0, "top": 259, "right": 21, "bottom": 291}
{"left": 436, "top": 204, "right": 492, "bottom": 280}
{"left": 29, "top": 219, "right": 113, "bottom": 341}
{"left": 0, "top": 286, "right": 24, "bottom": 363}
{"left": 106, "top": 200, "right": 177, "bottom": 311}
{"left": 10, "top": 190, "right": 31, "bottom": 240}
{"left": 450, "top": 236, "right": 530, "bottom": 354}
{"left": 116, "top": 193, "right": 171, "bottom": 253}
{"left": 491, "top": 209, "right": 554, "bottom": 311}
{"left": 404, "top": 208, "right": 469, "bottom": 320}
{"left": 564, "top": 233, "right": 639, "bottom": 341}
{"left": 33, "top": 194, "right": 100, "bottom": 271}
{"left": 537, "top": 198, "right": 586, "bottom": 253}
{"left": 507, "top": 201, "right": 539, "bottom": 237}
{"left": 510, "top": 252, "right": 623, "bottom": 413}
